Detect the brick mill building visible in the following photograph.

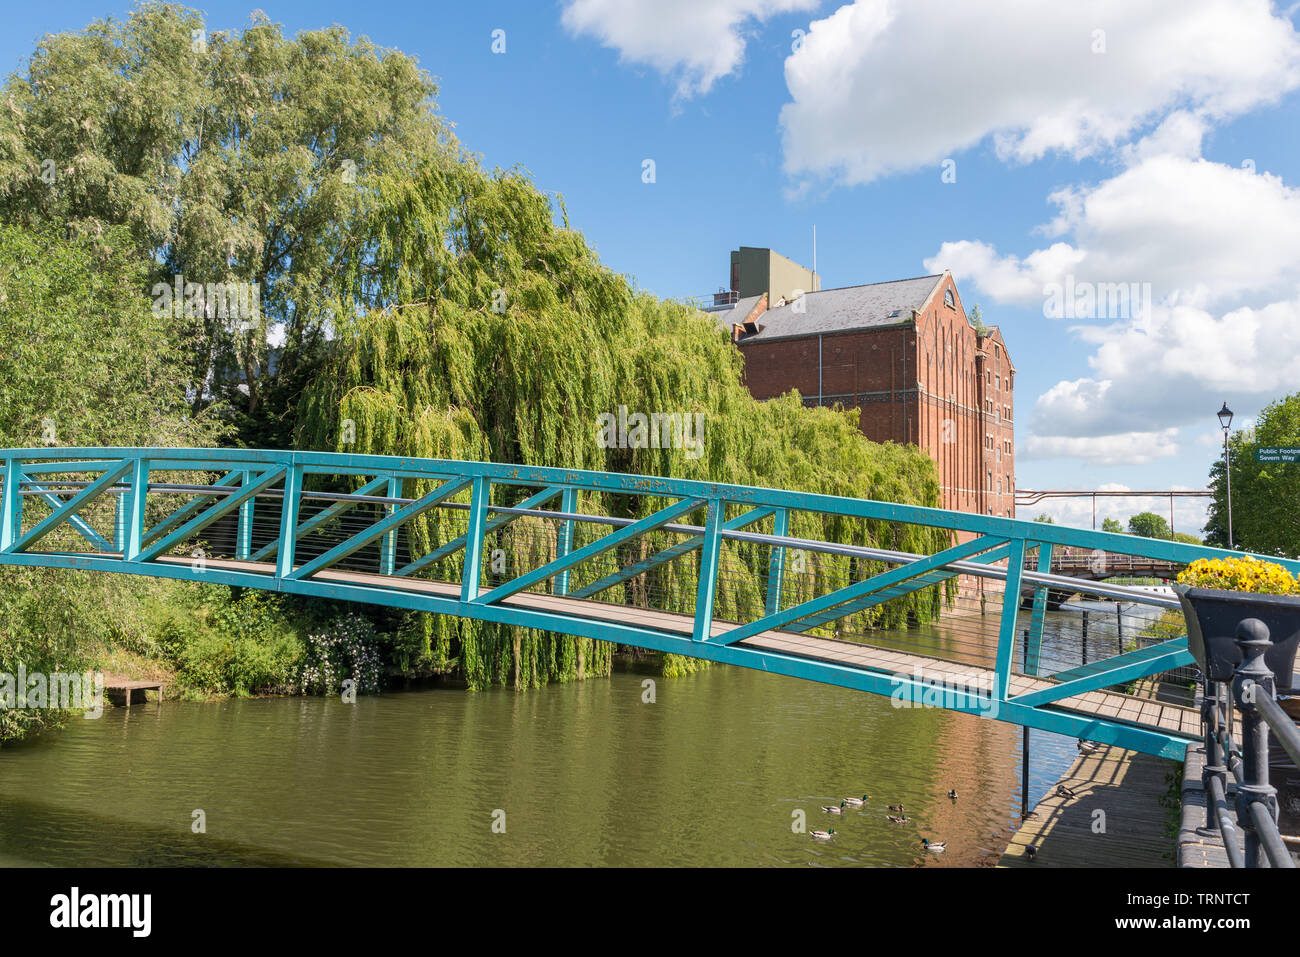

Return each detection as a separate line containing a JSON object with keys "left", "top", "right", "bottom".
{"left": 708, "top": 247, "right": 1016, "bottom": 518}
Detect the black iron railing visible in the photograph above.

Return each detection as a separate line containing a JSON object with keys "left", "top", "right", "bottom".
{"left": 1200, "top": 618, "right": 1298, "bottom": 867}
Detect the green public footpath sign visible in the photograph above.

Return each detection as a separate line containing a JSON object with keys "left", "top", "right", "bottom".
{"left": 1255, "top": 447, "right": 1300, "bottom": 463}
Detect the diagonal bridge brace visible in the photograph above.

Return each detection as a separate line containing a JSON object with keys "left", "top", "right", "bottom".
{"left": 23, "top": 482, "right": 113, "bottom": 552}
{"left": 395, "top": 485, "right": 566, "bottom": 578}
{"left": 9, "top": 460, "right": 134, "bottom": 553}
{"left": 788, "top": 540, "right": 1015, "bottom": 633}
{"left": 136, "top": 467, "right": 290, "bottom": 563}
{"left": 288, "top": 475, "right": 471, "bottom": 580}
{"left": 571, "top": 505, "right": 776, "bottom": 599}
{"left": 251, "top": 474, "right": 391, "bottom": 562}
{"left": 142, "top": 470, "right": 250, "bottom": 548}
{"left": 473, "top": 497, "right": 703, "bottom": 605}
{"left": 706, "top": 534, "right": 1009, "bottom": 646}
{"left": 1009, "top": 636, "right": 1193, "bottom": 709}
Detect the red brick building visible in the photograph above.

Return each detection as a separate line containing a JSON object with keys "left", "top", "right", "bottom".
{"left": 710, "top": 250, "right": 1015, "bottom": 517}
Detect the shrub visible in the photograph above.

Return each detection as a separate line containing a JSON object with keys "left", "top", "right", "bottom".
{"left": 301, "top": 614, "right": 384, "bottom": 696}
{"left": 1177, "top": 556, "right": 1300, "bottom": 595}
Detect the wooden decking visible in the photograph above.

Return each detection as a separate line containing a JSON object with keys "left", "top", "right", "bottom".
{"left": 102, "top": 675, "right": 165, "bottom": 707}
{"left": 999, "top": 744, "right": 1179, "bottom": 867}
{"left": 156, "top": 555, "right": 1199, "bottom": 740}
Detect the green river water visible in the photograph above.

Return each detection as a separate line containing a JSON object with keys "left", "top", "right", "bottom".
{"left": 0, "top": 641, "right": 1096, "bottom": 867}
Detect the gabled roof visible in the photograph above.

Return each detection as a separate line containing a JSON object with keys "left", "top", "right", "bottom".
{"left": 715, "top": 274, "right": 944, "bottom": 342}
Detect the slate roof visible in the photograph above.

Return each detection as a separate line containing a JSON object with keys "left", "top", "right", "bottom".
{"left": 714, "top": 274, "right": 944, "bottom": 342}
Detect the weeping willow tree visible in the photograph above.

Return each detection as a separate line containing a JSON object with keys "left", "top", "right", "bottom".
{"left": 296, "top": 153, "right": 952, "bottom": 689}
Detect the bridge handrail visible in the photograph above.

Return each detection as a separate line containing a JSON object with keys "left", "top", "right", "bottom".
{"left": 1200, "top": 618, "right": 1298, "bottom": 868}
{"left": 4, "top": 447, "right": 1293, "bottom": 574}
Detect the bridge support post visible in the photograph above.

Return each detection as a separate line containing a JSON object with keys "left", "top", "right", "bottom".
{"left": 692, "top": 499, "right": 722, "bottom": 642}
{"left": 380, "top": 475, "right": 401, "bottom": 575}
{"left": 236, "top": 470, "right": 254, "bottom": 560}
{"left": 1025, "top": 543, "right": 1052, "bottom": 676}
{"left": 993, "top": 539, "right": 1027, "bottom": 700}
{"left": 461, "top": 476, "right": 489, "bottom": 602}
{"left": 1, "top": 458, "right": 21, "bottom": 551}
{"left": 124, "top": 458, "right": 149, "bottom": 561}
{"left": 1232, "top": 619, "right": 1279, "bottom": 868}
{"left": 114, "top": 486, "right": 127, "bottom": 553}
{"left": 765, "top": 508, "right": 788, "bottom": 616}
{"left": 555, "top": 487, "right": 577, "bottom": 596}
{"left": 275, "top": 464, "right": 303, "bottom": 578}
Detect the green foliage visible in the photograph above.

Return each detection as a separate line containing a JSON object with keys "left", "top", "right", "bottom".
{"left": 1033, "top": 513, "right": 1055, "bottom": 524}
{"left": 0, "top": 223, "right": 217, "bottom": 447}
{"left": 1101, "top": 517, "right": 1124, "bottom": 534}
{"left": 0, "top": 2, "right": 455, "bottom": 431}
{"left": 1171, "top": 531, "right": 1201, "bottom": 545}
{"left": 294, "top": 155, "right": 951, "bottom": 689}
{"left": 148, "top": 586, "right": 303, "bottom": 696}
{"left": 301, "top": 614, "right": 384, "bottom": 696}
{"left": 1205, "top": 392, "right": 1300, "bottom": 554}
{"left": 1127, "top": 511, "right": 1172, "bottom": 540}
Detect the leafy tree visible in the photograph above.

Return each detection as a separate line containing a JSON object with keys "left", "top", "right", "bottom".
{"left": 1172, "top": 532, "right": 1202, "bottom": 545}
{"left": 0, "top": 222, "right": 216, "bottom": 447}
{"left": 1033, "top": 513, "right": 1055, "bottom": 523}
{"left": 1205, "top": 393, "right": 1300, "bottom": 555}
{"left": 1101, "top": 518, "right": 1124, "bottom": 534}
{"left": 968, "top": 303, "right": 990, "bottom": 336}
{"left": 294, "top": 158, "right": 954, "bottom": 688}
{"left": 1128, "top": 512, "right": 1173, "bottom": 540}
{"left": 0, "top": 2, "right": 453, "bottom": 440}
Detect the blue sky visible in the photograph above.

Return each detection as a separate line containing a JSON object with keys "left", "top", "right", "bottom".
{"left": 6, "top": 1, "right": 1300, "bottom": 533}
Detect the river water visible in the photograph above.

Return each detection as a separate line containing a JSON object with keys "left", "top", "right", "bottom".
{"left": 0, "top": 601, "right": 1166, "bottom": 867}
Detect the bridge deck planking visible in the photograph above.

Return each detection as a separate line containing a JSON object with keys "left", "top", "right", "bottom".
{"left": 148, "top": 555, "right": 1197, "bottom": 740}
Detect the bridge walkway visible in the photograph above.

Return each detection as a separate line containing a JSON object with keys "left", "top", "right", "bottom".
{"left": 158, "top": 556, "right": 1201, "bottom": 740}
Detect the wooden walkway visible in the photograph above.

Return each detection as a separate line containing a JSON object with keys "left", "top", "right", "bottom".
{"left": 158, "top": 556, "right": 1199, "bottom": 741}
{"left": 102, "top": 675, "right": 166, "bottom": 707}
{"left": 999, "top": 744, "right": 1178, "bottom": 867}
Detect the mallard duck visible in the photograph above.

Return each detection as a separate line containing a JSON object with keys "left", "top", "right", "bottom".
{"left": 1056, "top": 784, "right": 1076, "bottom": 798}
{"left": 947, "top": 789, "right": 958, "bottom": 800}
{"left": 887, "top": 803, "right": 906, "bottom": 813}
{"left": 842, "top": 794, "right": 868, "bottom": 806}
{"left": 1025, "top": 845, "right": 1037, "bottom": 862}
{"left": 810, "top": 828, "right": 835, "bottom": 840}
{"left": 887, "top": 814, "right": 909, "bottom": 824}
{"left": 1077, "top": 740, "right": 1100, "bottom": 754}
{"left": 820, "top": 803, "right": 845, "bottom": 814}
{"left": 921, "top": 838, "right": 947, "bottom": 851}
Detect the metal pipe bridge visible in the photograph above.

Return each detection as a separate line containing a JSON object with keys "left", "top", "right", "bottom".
{"left": 5, "top": 448, "right": 1289, "bottom": 759}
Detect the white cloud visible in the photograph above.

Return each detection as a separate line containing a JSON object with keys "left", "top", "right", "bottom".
{"left": 560, "top": 0, "right": 817, "bottom": 98}
{"left": 931, "top": 155, "right": 1300, "bottom": 313}
{"left": 780, "top": 0, "right": 1300, "bottom": 185}
{"left": 1021, "top": 430, "right": 1180, "bottom": 466}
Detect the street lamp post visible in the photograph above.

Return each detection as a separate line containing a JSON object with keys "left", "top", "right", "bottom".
{"left": 1218, "top": 402, "right": 1234, "bottom": 548}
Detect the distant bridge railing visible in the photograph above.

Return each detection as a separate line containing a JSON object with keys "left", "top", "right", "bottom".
{"left": 3, "top": 448, "right": 1298, "bottom": 758}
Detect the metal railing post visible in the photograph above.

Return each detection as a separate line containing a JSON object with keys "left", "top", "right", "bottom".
{"left": 1232, "top": 618, "right": 1280, "bottom": 868}
{"left": 765, "top": 507, "right": 789, "bottom": 616}
{"left": 1201, "top": 677, "right": 1228, "bottom": 833}
{"left": 236, "top": 470, "right": 254, "bottom": 560}
{"left": 1, "top": 458, "right": 22, "bottom": 551}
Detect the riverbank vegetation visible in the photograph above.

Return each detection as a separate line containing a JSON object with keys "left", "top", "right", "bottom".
{"left": 0, "top": 3, "right": 952, "bottom": 740}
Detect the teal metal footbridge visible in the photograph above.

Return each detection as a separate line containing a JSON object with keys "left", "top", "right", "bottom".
{"left": 4, "top": 448, "right": 1290, "bottom": 759}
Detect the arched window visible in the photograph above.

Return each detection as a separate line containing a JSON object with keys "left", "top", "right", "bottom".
{"left": 944, "top": 288, "right": 955, "bottom": 309}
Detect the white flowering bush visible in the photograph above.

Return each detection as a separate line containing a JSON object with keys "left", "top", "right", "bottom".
{"left": 301, "top": 613, "right": 384, "bottom": 696}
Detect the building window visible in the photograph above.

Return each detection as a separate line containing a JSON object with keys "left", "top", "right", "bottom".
{"left": 944, "top": 289, "right": 955, "bottom": 309}
{"left": 995, "top": 344, "right": 1000, "bottom": 358}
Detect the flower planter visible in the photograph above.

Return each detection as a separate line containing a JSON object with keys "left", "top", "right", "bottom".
{"left": 1174, "top": 585, "right": 1300, "bottom": 690}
